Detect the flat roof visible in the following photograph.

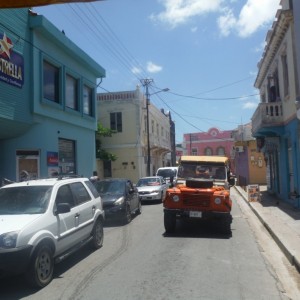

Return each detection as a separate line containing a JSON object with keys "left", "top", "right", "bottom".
{"left": 179, "top": 156, "right": 229, "bottom": 164}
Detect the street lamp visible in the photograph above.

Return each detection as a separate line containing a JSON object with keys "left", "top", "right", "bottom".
{"left": 142, "top": 80, "right": 169, "bottom": 176}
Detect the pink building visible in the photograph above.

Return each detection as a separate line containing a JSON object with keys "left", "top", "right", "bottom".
{"left": 183, "top": 127, "right": 234, "bottom": 159}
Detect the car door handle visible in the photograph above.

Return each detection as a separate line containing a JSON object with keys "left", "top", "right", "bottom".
{"left": 75, "top": 213, "right": 80, "bottom": 218}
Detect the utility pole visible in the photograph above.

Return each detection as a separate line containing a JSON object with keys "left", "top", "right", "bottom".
{"left": 141, "top": 79, "right": 153, "bottom": 177}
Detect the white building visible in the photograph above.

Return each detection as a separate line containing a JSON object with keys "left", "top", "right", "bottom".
{"left": 96, "top": 86, "right": 172, "bottom": 183}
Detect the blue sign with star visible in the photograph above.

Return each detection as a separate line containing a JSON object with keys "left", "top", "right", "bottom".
{"left": 0, "top": 32, "right": 24, "bottom": 88}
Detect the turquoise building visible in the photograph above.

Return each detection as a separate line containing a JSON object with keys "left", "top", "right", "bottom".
{"left": 0, "top": 8, "right": 105, "bottom": 182}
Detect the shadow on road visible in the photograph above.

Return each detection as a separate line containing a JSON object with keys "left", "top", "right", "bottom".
{"left": 0, "top": 243, "right": 97, "bottom": 299}
{"left": 162, "top": 219, "right": 232, "bottom": 239}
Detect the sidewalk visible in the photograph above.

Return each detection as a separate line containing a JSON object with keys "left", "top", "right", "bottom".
{"left": 234, "top": 185, "right": 300, "bottom": 273}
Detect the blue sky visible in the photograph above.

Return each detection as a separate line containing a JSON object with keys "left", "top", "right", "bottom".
{"left": 34, "top": 0, "right": 281, "bottom": 143}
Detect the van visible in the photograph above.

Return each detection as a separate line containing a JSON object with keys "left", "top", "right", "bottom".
{"left": 156, "top": 167, "right": 178, "bottom": 186}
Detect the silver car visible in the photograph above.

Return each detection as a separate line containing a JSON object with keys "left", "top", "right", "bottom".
{"left": 136, "top": 176, "right": 168, "bottom": 203}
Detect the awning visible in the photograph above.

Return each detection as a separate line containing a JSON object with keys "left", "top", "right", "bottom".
{"left": 0, "top": 0, "right": 103, "bottom": 8}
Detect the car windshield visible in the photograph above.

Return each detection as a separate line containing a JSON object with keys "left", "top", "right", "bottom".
{"left": 137, "top": 178, "right": 162, "bottom": 187}
{"left": 178, "top": 164, "right": 227, "bottom": 180}
{"left": 0, "top": 186, "right": 52, "bottom": 215}
{"left": 156, "top": 169, "right": 176, "bottom": 178}
{"left": 94, "top": 180, "right": 125, "bottom": 195}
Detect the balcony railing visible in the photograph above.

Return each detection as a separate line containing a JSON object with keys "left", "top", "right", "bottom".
{"left": 252, "top": 102, "right": 283, "bottom": 134}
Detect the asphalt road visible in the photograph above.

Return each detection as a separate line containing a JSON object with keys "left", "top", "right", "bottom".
{"left": 1, "top": 188, "right": 300, "bottom": 299}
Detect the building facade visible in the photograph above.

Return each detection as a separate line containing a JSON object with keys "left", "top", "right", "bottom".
{"left": 182, "top": 127, "right": 234, "bottom": 163}
{"left": 96, "top": 87, "right": 173, "bottom": 183}
{"left": 0, "top": 8, "right": 105, "bottom": 182}
{"left": 231, "top": 123, "right": 266, "bottom": 186}
{"left": 251, "top": 0, "right": 300, "bottom": 207}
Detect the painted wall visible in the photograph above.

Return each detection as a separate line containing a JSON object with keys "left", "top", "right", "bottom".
{"left": 0, "top": 9, "right": 105, "bottom": 181}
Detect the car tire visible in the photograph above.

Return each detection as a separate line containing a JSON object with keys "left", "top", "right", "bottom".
{"left": 26, "top": 244, "right": 54, "bottom": 288}
{"left": 123, "top": 203, "right": 132, "bottom": 224}
{"left": 164, "top": 212, "right": 176, "bottom": 233}
{"left": 91, "top": 218, "right": 104, "bottom": 249}
{"left": 136, "top": 200, "right": 142, "bottom": 215}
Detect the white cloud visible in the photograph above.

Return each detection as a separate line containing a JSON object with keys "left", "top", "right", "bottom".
{"left": 131, "top": 67, "right": 141, "bottom": 74}
{"left": 150, "top": 0, "right": 223, "bottom": 28}
{"left": 218, "top": 0, "right": 280, "bottom": 37}
{"left": 217, "top": 8, "right": 236, "bottom": 37}
{"left": 147, "top": 61, "right": 163, "bottom": 73}
{"left": 151, "top": 0, "right": 280, "bottom": 38}
{"left": 243, "top": 101, "right": 258, "bottom": 109}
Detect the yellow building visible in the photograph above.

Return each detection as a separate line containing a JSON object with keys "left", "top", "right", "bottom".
{"left": 96, "top": 87, "right": 172, "bottom": 183}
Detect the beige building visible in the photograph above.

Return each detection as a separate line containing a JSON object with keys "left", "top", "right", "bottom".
{"left": 96, "top": 86, "right": 171, "bottom": 183}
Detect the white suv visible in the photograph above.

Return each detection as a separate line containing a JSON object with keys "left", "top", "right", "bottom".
{"left": 0, "top": 177, "right": 104, "bottom": 288}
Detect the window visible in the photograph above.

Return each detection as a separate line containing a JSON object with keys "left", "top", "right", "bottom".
{"left": 56, "top": 185, "right": 75, "bottom": 208}
{"left": 191, "top": 148, "right": 198, "bottom": 156}
{"left": 66, "top": 74, "right": 78, "bottom": 110}
{"left": 217, "top": 147, "right": 225, "bottom": 156}
{"left": 83, "top": 85, "right": 93, "bottom": 116}
{"left": 70, "top": 182, "right": 91, "bottom": 205}
{"left": 103, "top": 160, "right": 112, "bottom": 177}
{"left": 281, "top": 54, "right": 289, "bottom": 97}
{"left": 85, "top": 180, "right": 100, "bottom": 198}
{"left": 110, "top": 112, "right": 122, "bottom": 132}
{"left": 43, "top": 60, "right": 59, "bottom": 103}
{"left": 204, "top": 147, "right": 213, "bottom": 155}
{"left": 58, "top": 139, "right": 76, "bottom": 175}
{"left": 151, "top": 120, "right": 154, "bottom": 133}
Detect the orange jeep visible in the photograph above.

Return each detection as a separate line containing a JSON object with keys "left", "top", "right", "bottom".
{"left": 163, "top": 156, "right": 235, "bottom": 234}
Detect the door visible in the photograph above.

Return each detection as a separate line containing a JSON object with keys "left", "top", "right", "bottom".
{"left": 70, "top": 182, "right": 95, "bottom": 239}
{"left": 288, "top": 146, "right": 294, "bottom": 195}
{"left": 54, "top": 184, "right": 81, "bottom": 255}
{"left": 16, "top": 150, "right": 40, "bottom": 181}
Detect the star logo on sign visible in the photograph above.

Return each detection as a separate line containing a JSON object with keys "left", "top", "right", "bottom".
{"left": 0, "top": 32, "right": 13, "bottom": 59}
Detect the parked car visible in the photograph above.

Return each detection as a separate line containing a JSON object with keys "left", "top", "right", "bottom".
{"left": 0, "top": 177, "right": 104, "bottom": 288}
{"left": 156, "top": 167, "right": 178, "bottom": 186}
{"left": 136, "top": 176, "right": 168, "bottom": 203}
{"left": 93, "top": 178, "right": 141, "bottom": 224}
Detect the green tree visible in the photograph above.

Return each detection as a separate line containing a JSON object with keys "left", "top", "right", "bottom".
{"left": 95, "top": 123, "right": 117, "bottom": 161}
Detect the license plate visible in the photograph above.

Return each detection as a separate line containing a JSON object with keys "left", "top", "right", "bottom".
{"left": 189, "top": 211, "right": 202, "bottom": 218}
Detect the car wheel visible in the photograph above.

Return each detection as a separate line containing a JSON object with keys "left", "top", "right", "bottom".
{"left": 136, "top": 200, "right": 142, "bottom": 215}
{"left": 123, "top": 204, "right": 132, "bottom": 224}
{"left": 91, "top": 218, "right": 104, "bottom": 249}
{"left": 164, "top": 212, "right": 176, "bottom": 233}
{"left": 26, "top": 244, "right": 54, "bottom": 288}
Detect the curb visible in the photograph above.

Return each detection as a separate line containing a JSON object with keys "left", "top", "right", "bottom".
{"left": 234, "top": 186, "right": 300, "bottom": 274}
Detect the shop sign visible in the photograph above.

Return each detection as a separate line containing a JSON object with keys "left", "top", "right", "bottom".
{"left": 47, "top": 151, "right": 59, "bottom": 166}
{"left": 0, "top": 32, "right": 24, "bottom": 88}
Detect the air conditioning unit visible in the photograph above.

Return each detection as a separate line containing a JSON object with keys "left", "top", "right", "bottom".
{"left": 235, "top": 146, "right": 244, "bottom": 153}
